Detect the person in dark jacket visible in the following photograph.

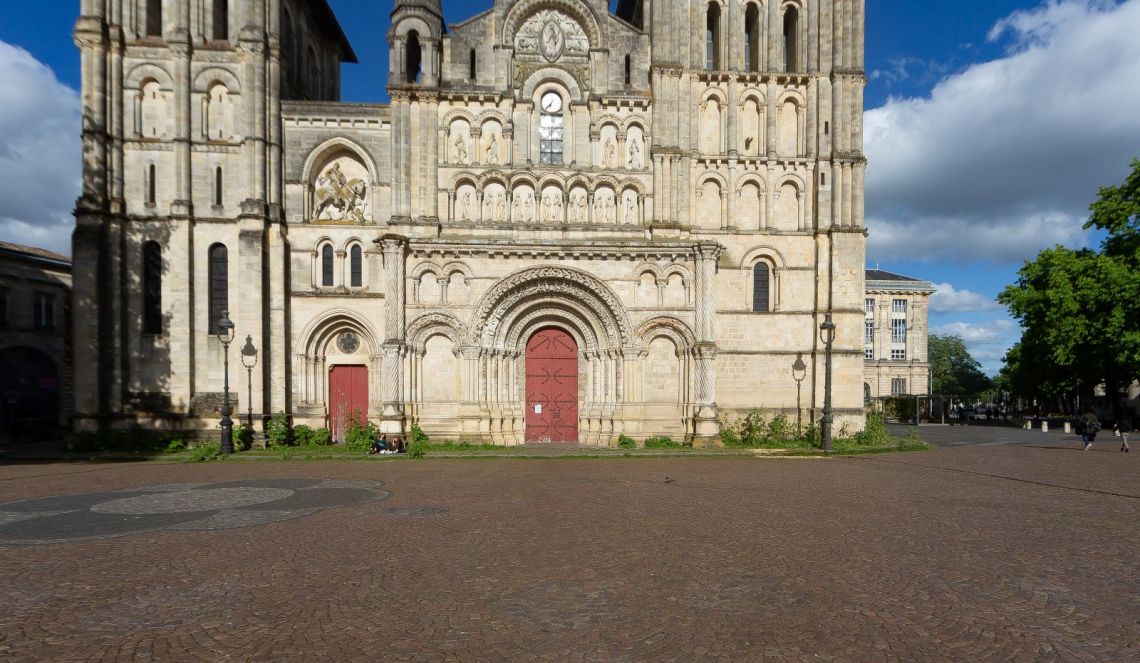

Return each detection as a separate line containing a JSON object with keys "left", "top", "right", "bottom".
{"left": 1079, "top": 411, "right": 1100, "bottom": 450}
{"left": 1114, "top": 417, "right": 1131, "bottom": 452}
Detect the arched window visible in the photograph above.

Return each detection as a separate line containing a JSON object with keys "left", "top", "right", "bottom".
{"left": 142, "top": 241, "right": 162, "bottom": 334}
{"left": 538, "top": 91, "right": 564, "bottom": 165}
{"left": 321, "top": 244, "right": 334, "bottom": 287}
{"left": 147, "top": 163, "right": 156, "bottom": 205}
{"left": 624, "top": 54, "right": 632, "bottom": 86}
{"left": 752, "top": 263, "right": 770, "bottom": 312}
{"left": 349, "top": 245, "right": 362, "bottom": 287}
{"left": 783, "top": 6, "right": 799, "bottom": 71}
{"left": 212, "top": 0, "right": 228, "bottom": 41}
{"left": 146, "top": 0, "right": 162, "bottom": 37}
{"left": 469, "top": 48, "right": 476, "bottom": 81}
{"left": 744, "top": 4, "right": 760, "bottom": 72}
{"left": 406, "top": 31, "right": 422, "bottom": 84}
{"left": 706, "top": 4, "right": 721, "bottom": 71}
{"left": 214, "top": 166, "right": 223, "bottom": 206}
{"left": 208, "top": 244, "right": 228, "bottom": 334}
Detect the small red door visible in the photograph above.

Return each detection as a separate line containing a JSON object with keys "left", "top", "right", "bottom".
{"left": 525, "top": 328, "right": 578, "bottom": 443}
{"left": 329, "top": 365, "right": 368, "bottom": 443}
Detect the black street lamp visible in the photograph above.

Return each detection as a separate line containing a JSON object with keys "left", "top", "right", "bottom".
{"left": 240, "top": 334, "right": 258, "bottom": 438}
{"left": 216, "top": 311, "right": 235, "bottom": 454}
{"left": 819, "top": 313, "right": 837, "bottom": 453}
{"left": 791, "top": 352, "right": 807, "bottom": 435}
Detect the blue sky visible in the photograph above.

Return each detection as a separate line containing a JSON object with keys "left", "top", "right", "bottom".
{"left": 1, "top": 1, "right": 1138, "bottom": 374}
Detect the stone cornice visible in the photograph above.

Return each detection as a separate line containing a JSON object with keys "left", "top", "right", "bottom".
{"left": 405, "top": 239, "right": 700, "bottom": 262}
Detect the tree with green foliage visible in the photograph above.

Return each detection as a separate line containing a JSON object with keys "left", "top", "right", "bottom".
{"left": 929, "top": 334, "right": 992, "bottom": 399}
{"left": 998, "top": 159, "right": 1140, "bottom": 415}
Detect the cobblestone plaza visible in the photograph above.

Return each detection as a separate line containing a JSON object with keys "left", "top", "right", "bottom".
{"left": 1, "top": 440, "right": 1135, "bottom": 660}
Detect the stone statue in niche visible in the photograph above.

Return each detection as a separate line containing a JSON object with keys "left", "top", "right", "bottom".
{"left": 483, "top": 132, "right": 498, "bottom": 164}
{"left": 522, "top": 191, "right": 535, "bottom": 223}
{"left": 574, "top": 192, "right": 587, "bottom": 223}
{"left": 603, "top": 138, "right": 616, "bottom": 168}
{"left": 553, "top": 194, "right": 564, "bottom": 223}
{"left": 495, "top": 192, "right": 507, "bottom": 221}
{"left": 453, "top": 133, "right": 469, "bottom": 164}
{"left": 627, "top": 136, "right": 642, "bottom": 170}
{"left": 625, "top": 195, "right": 637, "bottom": 224}
{"left": 314, "top": 158, "right": 370, "bottom": 223}
{"left": 460, "top": 190, "right": 473, "bottom": 220}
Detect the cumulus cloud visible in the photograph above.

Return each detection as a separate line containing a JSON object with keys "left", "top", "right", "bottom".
{"left": 0, "top": 41, "right": 80, "bottom": 255}
{"left": 865, "top": 0, "right": 1140, "bottom": 264}
{"left": 933, "top": 319, "right": 1019, "bottom": 345}
{"left": 930, "top": 282, "right": 1002, "bottom": 313}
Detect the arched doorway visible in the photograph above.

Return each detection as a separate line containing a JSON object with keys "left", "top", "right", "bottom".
{"left": 0, "top": 347, "right": 60, "bottom": 440}
{"left": 329, "top": 365, "right": 368, "bottom": 443}
{"left": 525, "top": 328, "right": 578, "bottom": 443}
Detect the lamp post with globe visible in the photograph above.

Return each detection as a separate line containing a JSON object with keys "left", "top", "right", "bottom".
{"left": 819, "top": 313, "right": 837, "bottom": 453}
{"left": 215, "top": 312, "right": 235, "bottom": 454}
{"left": 240, "top": 335, "right": 258, "bottom": 440}
{"left": 791, "top": 352, "right": 807, "bottom": 435}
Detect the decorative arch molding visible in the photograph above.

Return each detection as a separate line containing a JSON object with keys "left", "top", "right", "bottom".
{"left": 778, "top": 89, "right": 807, "bottom": 107}
{"left": 697, "top": 171, "right": 730, "bottom": 189}
{"left": 618, "top": 178, "right": 647, "bottom": 196}
{"left": 478, "top": 170, "right": 511, "bottom": 188}
{"left": 125, "top": 62, "right": 174, "bottom": 89}
{"left": 391, "top": 15, "right": 439, "bottom": 41}
{"left": 409, "top": 261, "right": 442, "bottom": 281}
{"left": 780, "top": 0, "right": 804, "bottom": 13}
{"left": 466, "top": 265, "right": 632, "bottom": 349}
{"left": 300, "top": 308, "right": 381, "bottom": 358}
{"left": 450, "top": 172, "right": 481, "bottom": 192}
{"left": 537, "top": 172, "right": 569, "bottom": 190}
{"left": 623, "top": 116, "right": 650, "bottom": 134}
{"left": 773, "top": 172, "right": 807, "bottom": 192}
{"left": 592, "top": 114, "right": 623, "bottom": 131}
{"left": 520, "top": 68, "right": 583, "bottom": 102}
{"left": 440, "top": 109, "right": 478, "bottom": 130}
{"left": 736, "top": 172, "right": 768, "bottom": 191}
{"left": 508, "top": 171, "right": 541, "bottom": 189}
{"left": 662, "top": 263, "right": 694, "bottom": 283}
{"left": 739, "top": 244, "right": 788, "bottom": 270}
{"left": 700, "top": 88, "right": 728, "bottom": 106}
{"left": 300, "top": 136, "right": 379, "bottom": 185}
{"left": 504, "top": 306, "right": 602, "bottom": 355}
{"left": 191, "top": 67, "right": 242, "bottom": 93}
{"left": 440, "top": 261, "right": 474, "bottom": 282}
{"left": 634, "top": 316, "right": 697, "bottom": 355}
{"left": 737, "top": 86, "right": 767, "bottom": 106}
{"left": 503, "top": 0, "right": 602, "bottom": 49}
{"left": 632, "top": 262, "right": 664, "bottom": 280}
{"left": 406, "top": 312, "right": 467, "bottom": 352}
{"left": 476, "top": 109, "right": 511, "bottom": 126}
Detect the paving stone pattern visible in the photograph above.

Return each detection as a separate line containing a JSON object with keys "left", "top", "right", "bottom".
{"left": 0, "top": 442, "right": 1136, "bottom": 661}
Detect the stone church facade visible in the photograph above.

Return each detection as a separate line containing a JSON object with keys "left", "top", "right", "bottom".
{"left": 72, "top": 0, "right": 867, "bottom": 444}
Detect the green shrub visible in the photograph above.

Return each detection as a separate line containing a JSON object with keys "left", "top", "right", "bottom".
{"left": 617, "top": 434, "right": 636, "bottom": 449}
{"left": 70, "top": 429, "right": 182, "bottom": 454}
{"left": 851, "top": 412, "right": 892, "bottom": 447}
{"left": 343, "top": 416, "right": 379, "bottom": 451}
{"left": 189, "top": 442, "right": 221, "bottom": 462}
{"left": 293, "top": 425, "right": 331, "bottom": 447}
{"left": 165, "top": 438, "right": 187, "bottom": 453}
{"left": 407, "top": 441, "right": 426, "bottom": 458}
{"left": 643, "top": 436, "right": 682, "bottom": 449}
{"left": 265, "top": 412, "right": 291, "bottom": 447}
{"left": 409, "top": 423, "right": 430, "bottom": 445}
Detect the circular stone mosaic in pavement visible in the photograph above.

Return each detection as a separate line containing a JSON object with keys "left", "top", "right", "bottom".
{"left": 0, "top": 479, "right": 390, "bottom": 545}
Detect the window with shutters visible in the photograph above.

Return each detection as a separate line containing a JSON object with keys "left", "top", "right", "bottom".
{"left": 752, "top": 263, "right": 770, "bottom": 312}
{"left": 142, "top": 241, "right": 162, "bottom": 334}
{"left": 207, "top": 243, "right": 228, "bottom": 334}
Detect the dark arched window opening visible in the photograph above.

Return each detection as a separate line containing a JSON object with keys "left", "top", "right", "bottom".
{"left": 469, "top": 48, "right": 476, "bottom": 81}
{"left": 744, "top": 4, "right": 760, "bottom": 72}
{"left": 624, "top": 54, "right": 632, "bottom": 86}
{"left": 349, "top": 245, "right": 362, "bottom": 287}
{"left": 321, "top": 245, "right": 334, "bottom": 287}
{"left": 147, "top": 164, "right": 156, "bottom": 205}
{"left": 783, "top": 7, "right": 799, "bottom": 71}
{"left": 142, "top": 241, "right": 162, "bottom": 334}
{"left": 214, "top": 166, "right": 223, "bottom": 206}
{"left": 212, "top": 0, "right": 228, "bottom": 40}
{"left": 208, "top": 244, "right": 228, "bottom": 334}
{"left": 406, "top": 31, "right": 422, "bottom": 84}
{"left": 752, "top": 263, "right": 770, "bottom": 312}
{"left": 146, "top": 0, "right": 162, "bottom": 37}
{"left": 706, "top": 4, "right": 721, "bottom": 71}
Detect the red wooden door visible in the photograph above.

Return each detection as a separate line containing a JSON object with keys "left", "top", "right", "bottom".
{"left": 329, "top": 365, "right": 368, "bottom": 443}
{"left": 525, "top": 328, "right": 578, "bottom": 443}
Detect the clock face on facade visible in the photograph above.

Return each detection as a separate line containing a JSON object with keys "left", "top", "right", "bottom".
{"left": 541, "top": 92, "right": 562, "bottom": 113}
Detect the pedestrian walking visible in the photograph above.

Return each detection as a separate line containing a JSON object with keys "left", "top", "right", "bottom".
{"left": 1114, "top": 417, "right": 1131, "bottom": 453}
{"left": 1079, "top": 410, "right": 1100, "bottom": 450}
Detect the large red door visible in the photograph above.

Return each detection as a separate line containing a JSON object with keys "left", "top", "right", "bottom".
{"left": 525, "top": 328, "right": 579, "bottom": 443}
{"left": 329, "top": 365, "right": 368, "bottom": 443}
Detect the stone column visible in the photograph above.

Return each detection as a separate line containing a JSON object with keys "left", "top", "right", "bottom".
{"left": 378, "top": 234, "right": 407, "bottom": 433}
{"left": 692, "top": 242, "right": 723, "bottom": 446}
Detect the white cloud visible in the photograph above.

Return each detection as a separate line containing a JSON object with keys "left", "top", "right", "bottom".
{"left": 0, "top": 41, "right": 80, "bottom": 256}
{"left": 930, "top": 282, "right": 1002, "bottom": 313}
{"left": 932, "top": 318, "right": 1021, "bottom": 374}
{"left": 865, "top": 0, "right": 1140, "bottom": 264}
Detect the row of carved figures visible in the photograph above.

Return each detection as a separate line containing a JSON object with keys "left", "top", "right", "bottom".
{"left": 449, "top": 132, "right": 644, "bottom": 170}
{"left": 454, "top": 188, "right": 639, "bottom": 225}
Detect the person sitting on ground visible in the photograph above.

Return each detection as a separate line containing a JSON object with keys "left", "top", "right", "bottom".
{"left": 369, "top": 433, "right": 387, "bottom": 455}
{"left": 394, "top": 436, "right": 405, "bottom": 454}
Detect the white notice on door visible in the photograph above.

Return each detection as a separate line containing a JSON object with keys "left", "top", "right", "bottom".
{"left": 534, "top": 404, "right": 542, "bottom": 414}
